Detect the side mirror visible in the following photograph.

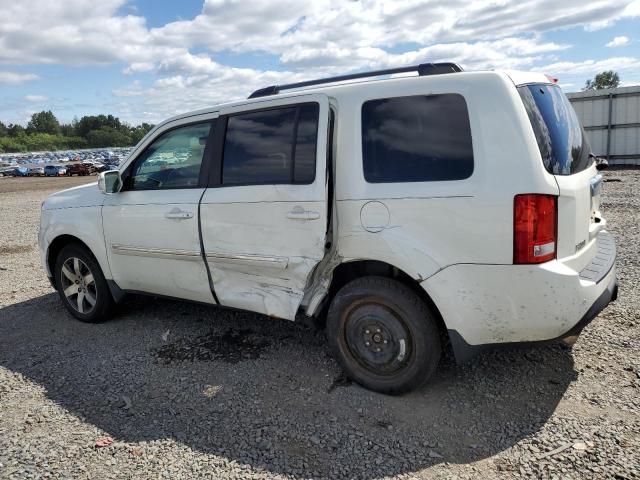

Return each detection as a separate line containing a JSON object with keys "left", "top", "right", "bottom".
{"left": 98, "top": 170, "right": 122, "bottom": 194}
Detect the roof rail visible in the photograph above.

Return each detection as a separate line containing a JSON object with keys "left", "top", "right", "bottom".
{"left": 248, "top": 62, "right": 463, "bottom": 99}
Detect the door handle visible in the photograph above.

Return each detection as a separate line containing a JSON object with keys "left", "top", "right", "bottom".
{"left": 165, "top": 209, "right": 194, "bottom": 220}
{"left": 287, "top": 206, "right": 320, "bottom": 221}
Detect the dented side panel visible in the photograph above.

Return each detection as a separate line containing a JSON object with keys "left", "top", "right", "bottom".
{"left": 200, "top": 199, "right": 327, "bottom": 319}
{"left": 200, "top": 93, "right": 330, "bottom": 320}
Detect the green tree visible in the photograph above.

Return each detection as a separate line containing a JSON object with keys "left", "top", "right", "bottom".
{"left": 129, "top": 122, "right": 154, "bottom": 145}
{"left": 26, "top": 110, "right": 60, "bottom": 135}
{"left": 583, "top": 71, "right": 620, "bottom": 90}
{"left": 86, "top": 126, "right": 131, "bottom": 148}
{"left": 76, "top": 114, "right": 126, "bottom": 138}
{"left": 7, "top": 124, "right": 25, "bottom": 137}
{"left": 0, "top": 112, "right": 154, "bottom": 151}
{"left": 60, "top": 123, "right": 76, "bottom": 137}
{"left": 0, "top": 137, "right": 26, "bottom": 153}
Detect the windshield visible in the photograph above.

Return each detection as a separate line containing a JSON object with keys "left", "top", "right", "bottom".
{"left": 518, "top": 84, "right": 593, "bottom": 175}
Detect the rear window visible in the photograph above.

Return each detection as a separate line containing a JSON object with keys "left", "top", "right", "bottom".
{"left": 362, "top": 94, "right": 474, "bottom": 183}
{"left": 518, "top": 84, "right": 593, "bottom": 175}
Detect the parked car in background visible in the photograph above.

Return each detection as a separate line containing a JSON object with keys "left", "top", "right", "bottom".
{"left": 44, "top": 165, "right": 67, "bottom": 177}
{"left": 11, "top": 167, "right": 29, "bottom": 177}
{"left": 28, "top": 166, "right": 45, "bottom": 176}
{"left": 66, "top": 163, "right": 93, "bottom": 176}
{"left": 39, "top": 64, "right": 617, "bottom": 394}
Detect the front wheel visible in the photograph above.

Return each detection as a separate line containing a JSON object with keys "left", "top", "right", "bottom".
{"left": 54, "top": 244, "right": 114, "bottom": 322}
{"left": 326, "top": 276, "right": 441, "bottom": 394}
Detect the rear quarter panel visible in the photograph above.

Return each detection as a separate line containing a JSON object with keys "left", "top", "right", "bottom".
{"left": 333, "top": 71, "right": 559, "bottom": 280}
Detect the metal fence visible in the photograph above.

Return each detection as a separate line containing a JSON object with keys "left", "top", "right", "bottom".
{"left": 568, "top": 86, "right": 640, "bottom": 166}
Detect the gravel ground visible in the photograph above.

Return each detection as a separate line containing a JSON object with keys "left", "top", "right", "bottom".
{"left": 0, "top": 171, "right": 638, "bottom": 479}
{"left": 0, "top": 176, "right": 95, "bottom": 195}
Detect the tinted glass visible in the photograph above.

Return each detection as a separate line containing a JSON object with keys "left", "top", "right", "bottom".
{"left": 128, "top": 122, "right": 211, "bottom": 190}
{"left": 293, "top": 104, "right": 319, "bottom": 183}
{"left": 222, "top": 103, "right": 318, "bottom": 185}
{"left": 518, "top": 84, "right": 593, "bottom": 175}
{"left": 362, "top": 94, "right": 473, "bottom": 183}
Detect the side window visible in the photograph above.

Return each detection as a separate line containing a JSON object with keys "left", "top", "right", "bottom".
{"left": 127, "top": 122, "right": 212, "bottom": 190}
{"left": 362, "top": 94, "right": 473, "bottom": 183}
{"left": 222, "top": 103, "right": 319, "bottom": 185}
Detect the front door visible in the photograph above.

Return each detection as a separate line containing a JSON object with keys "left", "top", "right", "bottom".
{"left": 200, "top": 95, "right": 330, "bottom": 319}
{"left": 102, "top": 115, "right": 217, "bottom": 304}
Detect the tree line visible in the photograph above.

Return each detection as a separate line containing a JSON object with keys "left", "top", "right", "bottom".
{"left": 0, "top": 111, "right": 154, "bottom": 153}
{"left": 583, "top": 70, "right": 620, "bottom": 91}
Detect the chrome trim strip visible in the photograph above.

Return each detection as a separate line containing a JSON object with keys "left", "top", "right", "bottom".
{"left": 111, "top": 244, "right": 202, "bottom": 261}
{"left": 206, "top": 252, "right": 288, "bottom": 269}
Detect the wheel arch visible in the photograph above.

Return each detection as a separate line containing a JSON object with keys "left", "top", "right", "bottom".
{"left": 316, "top": 259, "right": 452, "bottom": 356}
{"left": 47, "top": 235, "right": 99, "bottom": 289}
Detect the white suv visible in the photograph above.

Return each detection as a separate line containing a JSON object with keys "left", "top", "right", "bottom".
{"left": 39, "top": 63, "right": 617, "bottom": 394}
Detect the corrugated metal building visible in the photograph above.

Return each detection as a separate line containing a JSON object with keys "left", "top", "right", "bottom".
{"left": 568, "top": 86, "right": 640, "bottom": 166}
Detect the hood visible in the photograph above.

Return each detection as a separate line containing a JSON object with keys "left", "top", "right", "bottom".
{"left": 43, "top": 182, "right": 104, "bottom": 210}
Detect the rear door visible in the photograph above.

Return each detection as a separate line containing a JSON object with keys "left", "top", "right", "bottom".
{"left": 518, "top": 84, "right": 603, "bottom": 262}
{"left": 200, "top": 94, "right": 330, "bottom": 320}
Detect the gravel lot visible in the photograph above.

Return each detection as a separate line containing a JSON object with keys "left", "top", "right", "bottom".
{"left": 0, "top": 171, "right": 638, "bottom": 479}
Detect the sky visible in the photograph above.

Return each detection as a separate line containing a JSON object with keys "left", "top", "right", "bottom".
{"left": 0, "top": 0, "right": 639, "bottom": 126}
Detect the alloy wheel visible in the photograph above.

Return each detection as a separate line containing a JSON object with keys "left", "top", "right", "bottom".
{"left": 60, "top": 257, "right": 98, "bottom": 314}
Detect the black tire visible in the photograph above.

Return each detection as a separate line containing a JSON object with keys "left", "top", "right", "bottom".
{"left": 54, "top": 243, "right": 114, "bottom": 323}
{"left": 326, "top": 276, "right": 441, "bottom": 394}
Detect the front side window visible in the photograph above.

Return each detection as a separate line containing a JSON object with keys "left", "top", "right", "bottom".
{"left": 222, "top": 103, "right": 319, "bottom": 185}
{"left": 362, "top": 94, "right": 474, "bottom": 183}
{"left": 127, "top": 122, "right": 212, "bottom": 190}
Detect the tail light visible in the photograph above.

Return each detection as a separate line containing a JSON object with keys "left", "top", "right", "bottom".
{"left": 514, "top": 194, "right": 557, "bottom": 264}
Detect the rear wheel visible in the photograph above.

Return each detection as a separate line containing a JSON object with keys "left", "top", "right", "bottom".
{"left": 326, "top": 276, "right": 441, "bottom": 394}
{"left": 54, "top": 244, "right": 113, "bottom": 322}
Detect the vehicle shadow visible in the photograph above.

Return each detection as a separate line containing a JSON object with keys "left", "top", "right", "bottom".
{"left": 0, "top": 293, "right": 577, "bottom": 478}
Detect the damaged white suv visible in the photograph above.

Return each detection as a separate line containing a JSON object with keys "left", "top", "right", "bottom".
{"left": 39, "top": 63, "right": 617, "bottom": 394}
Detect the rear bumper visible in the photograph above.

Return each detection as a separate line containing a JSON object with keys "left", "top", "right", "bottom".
{"left": 562, "top": 272, "right": 618, "bottom": 337}
{"left": 422, "top": 231, "right": 617, "bottom": 362}
{"left": 447, "top": 272, "right": 617, "bottom": 362}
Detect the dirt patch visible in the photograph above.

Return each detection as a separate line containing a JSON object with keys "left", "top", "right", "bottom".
{"left": 0, "top": 176, "right": 96, "bottom": 194}
{"left": 0, "top": 244, "right": 33, "bottom": 255}
{"left": 327, "top": 371, "right": 352, "bottom": 393}
{"left": 155, "top": 328, "right": 271, "bottom": 364}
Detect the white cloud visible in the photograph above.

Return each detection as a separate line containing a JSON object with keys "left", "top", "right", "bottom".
{"left": 1, "top": 0, "right": 639, "bottom": 122}
{"left": 539, "top": 56, "right": 640, "bottom": 92}
{"left": 623, "top": 0, "right": 640, "bottom": 16}
{"left": 24, "top": 94, "right": 48, "bottom": 102}
{"left": 0, "top": 71, "right": 38, "bottom": 84}
{"left": 0, "top": 0, "right": 635, "bottom": 70}
{"left": 584, "top": 19, "right": 616, "bottom": 31}
{"left": 606, "top": 36, "right": 630, "bottom": 47}
{"left": 112, "top": 80, "right": 145, "bottom": 97}
{"left": 540, "top": 56, "right": 640, "bottom": 74}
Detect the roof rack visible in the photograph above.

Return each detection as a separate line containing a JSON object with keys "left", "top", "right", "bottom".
{"left": 248, "top": 62, "right": 463, "bottom": 99}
